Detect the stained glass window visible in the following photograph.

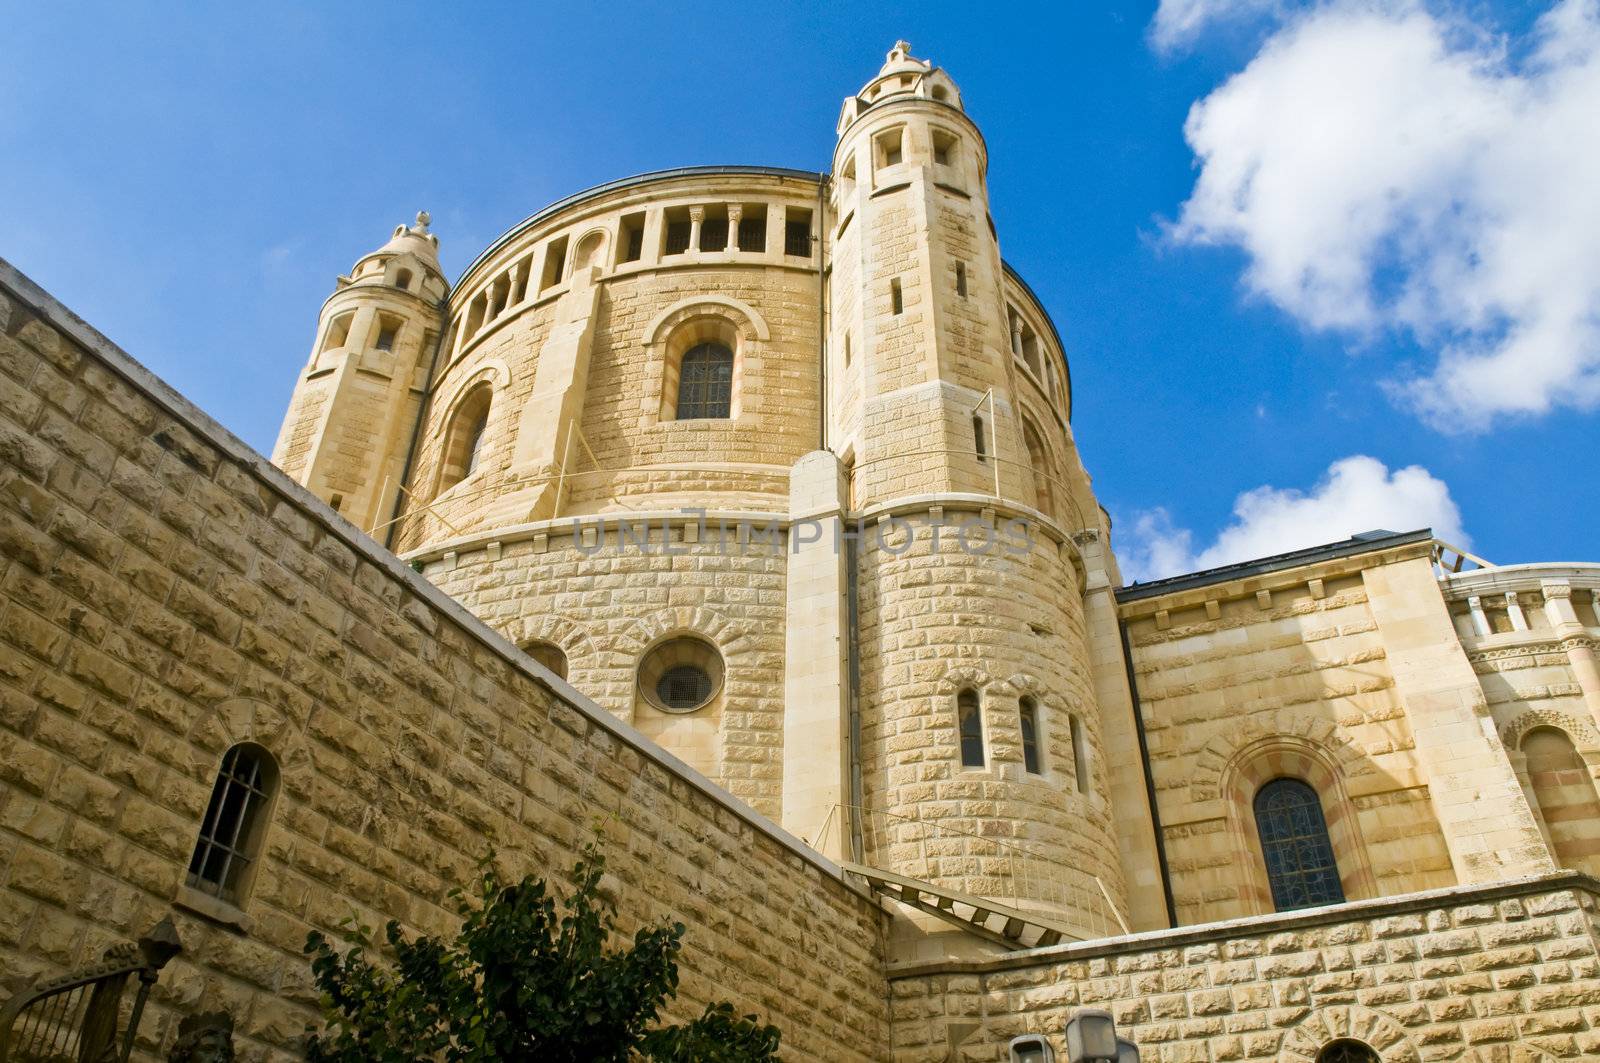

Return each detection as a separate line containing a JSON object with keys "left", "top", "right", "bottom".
{"left": 1316, "top": 1039, "right": 1380, "bottom": 1063}
{"left": 675, "top": 343, "right": 733, "bottom": 420}
{"left": 1255, "top": 778, "right": 1345, "bottom": 911}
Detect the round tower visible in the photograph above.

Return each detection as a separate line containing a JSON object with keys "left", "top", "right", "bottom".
{"left": 271, "top": 212, "right": 449, "bottom": 536}
{"left": 830, "top": 44, "right": 1129, "bottom": 947}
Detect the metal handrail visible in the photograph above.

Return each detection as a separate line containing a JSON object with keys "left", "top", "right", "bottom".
{"left": 0, "top": 918, "right": 181, "bottom": 1063}
{"left": 829, "top": 802, "right": 1130, "bottom": 939}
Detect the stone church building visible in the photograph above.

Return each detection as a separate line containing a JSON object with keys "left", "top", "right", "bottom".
{"left": 4, "top": 42, "right": 1600, "bottom": 1062}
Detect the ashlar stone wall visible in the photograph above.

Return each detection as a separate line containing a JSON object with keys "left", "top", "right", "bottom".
{"left": 888, "top": 873, "right": 1600, "bottom": 1062}
{"left": 0, "top": 260, "right": 890, "bottom": 1061}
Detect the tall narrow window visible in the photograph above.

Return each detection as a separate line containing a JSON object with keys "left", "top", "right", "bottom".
{"left": 1019, "top": 697, "right": 1041, "bottom": 775}
{"left": 540, "top": 235, "right": 569, "bottom": 290}
{"left": 675, "top": 343, "right": 734, "bottom": 420}
{"left": 188, "top": 743, "right": 278, "bottom": 904}
{"left": 320, "top": 312, "right": 354, "bottom": 353}
{"left": 1069, "top": 714, "right": 1089, "bottom": 794}
{"left": 955, "top": 262, "right": 967, "bottom": 297}
{"left": 663, "top": 208, "right": 692, "bottom": 255}
{"left": 394, "top": 268, "right": 414, "bottom": 291}
{"left": 1254, "top": 778, "right": 1345, "bottom": 911}
{"left": 843, "top": 331, "right": 852, "bottom": 367}
{"left": 890, "top": 278, "right": 903, "bottom": 315}
{"left": 876, "top": 127, "right": 904, "bottom": 168}
{"left": 619, "top": 213, "right": 646, "bottom": 263}
{"left": 698, "top": 208, "right": 729, "bottom": 252}
{"left": 784, "top": 208, "right": 813, "bottom": 257}
{"left": 439, "top": 384, "right": 492, "bottom": 492}
{"left": 737, "top": 205, "right": 767, "bottom": 252}
{"left": 957, "top": 689, "right": 984, "bottom": 767}
{"left": 1022, "top": 418, "right": 1053, "bottom": 518}
{"left": 373, "top": 312, "right": 402, "bottom": 352}
{"left": 972, "top": 414, "right": 987, "bottom": 463}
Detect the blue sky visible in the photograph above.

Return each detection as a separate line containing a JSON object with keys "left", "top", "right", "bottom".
{"left": 3, "top": 1, "right": 1595, "bottom": 578}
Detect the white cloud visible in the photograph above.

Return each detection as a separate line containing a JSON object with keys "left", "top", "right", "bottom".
{"left": 1150, "top": 0, "right": 1289, "bottom": 52}
{"left": 1119, "top": 455, "right": 1467, "bottom": 581}
{"left": 1170, "top": 0, "right": 1600, "bottom": 431}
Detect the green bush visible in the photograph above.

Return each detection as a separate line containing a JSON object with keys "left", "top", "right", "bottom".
{"left": 304, "top": 842, "right": 780, "bottom": 1062}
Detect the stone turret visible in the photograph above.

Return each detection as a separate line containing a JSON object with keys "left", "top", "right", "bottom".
{"left": 271, "top": 213, "right": 448, "bottom": 536}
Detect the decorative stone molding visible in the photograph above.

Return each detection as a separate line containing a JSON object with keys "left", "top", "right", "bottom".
{"left": 1279, "top": 1004, "right": 1419, "bottom": 1062}
{"left": 935, "top": 665, "right": 993, "bottom": 696}
{"left": 1499, "top": 707, "right": 1600, "bottom": 754}
{"left": 643, "top": 295, "right": 771, "bottom": 347}
{"left": 500, "top": 613, "right": 594, "bottom": 665}
{"left": 1190, "top": 713, "right": 1374, "bottom": 805}
{"left": 186, "top": 698, "right": 314, "bottom": 797}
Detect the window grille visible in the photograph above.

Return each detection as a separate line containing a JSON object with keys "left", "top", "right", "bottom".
{"left": 1255, "top": 778, "right": 1345, "bottom": 911}
{"left": 675, "top": 343, "right": 733, "bottom": 420}
{"left": 1316, "top": 1040, "right": 1380, "bottom": 1063}
{"left": 699, "top": 218, "right": 728, "bottom": 252}
{"left": 785, "top": 219, "right": 812, "bottom": 257}
{"left": 738, "top": 216, "right": 766, "bottom": 251}
{"left": 1019, "top": 697, "right": 1041, "bottom": 774}
{"left": 664, "top": 221, "right": 692, "bottom": 255}
{"left": 958, "top": 690, "right": 984, "bottom": 767}
{"left": 187, "top": 744, "right": 275, "bottom": 903}
{"left": 657, "top": 665, "right": 712, "bottom": 710}
{"left": 625, "top": 226, "right": 645, "bottom": 262}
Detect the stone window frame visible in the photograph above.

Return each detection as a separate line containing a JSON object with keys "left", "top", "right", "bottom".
{"left": 185, "top": 742, "right": 280, "bottom": 911}
{"left": 434, "top": 380, "right": 495, "bottom": 497}
{"left": 1220, "top": 735, "right": 1378, "bottom": 916}
{"left": 1019, "top": 408, "right": 1056, "bottom": 525}
{"left": 643, "top": 297, "right": 770, "bottom": 428}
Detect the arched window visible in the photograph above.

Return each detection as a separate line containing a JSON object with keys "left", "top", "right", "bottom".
{"left": 188, "top": 743, "right": 278, "bottom": 905}
{"left": 1523, "top": 726, "right": 1600, "bottom": 875}
{"left": 1254, "top": 778, "right": 1345, "bottom": 911}
{"left": 957, "top": 689, "right": 984, "bottom": 768}
{"left": 439, "top": 385, "right": 492, "bottom": 492}
{"left": 972, "top": 414, "right": 987, "bottom": 463}
{"left": 523, "top": 640, "right": 568, "bottom": 681}
{"left": 1022, "top": 417, "right": 1053, "bottom": 518}
{"left": 395, "top": 268, "right": 414, "bottom": 291}
{"left": 674, "top": 343, "right": 734, "bottom": 420}
{"left": 1315, "top": 1039, "right": 1380, "bottom": 1063}
{"left": 1018, "top": 697, "right": 1043, "bottom": 774}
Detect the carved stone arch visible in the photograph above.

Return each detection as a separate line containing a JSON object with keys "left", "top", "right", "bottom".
{"left": 644, "top": 295, "right": 770, "bottom": 347}
{"left": 1213, "top": 727, "right": 1380, "bottom": 912}
{"left": 1500, "top": 707, "right": 1600, "bottom": 755}
{"left": 1191, "top": 711, "right": 1374, "bottom": 806}
{"left": 935, "top": 665, "right": 992, "bottom": 697}
{"left": 610, "top": 605, "right": 749, "bottom": 666}
{"left": 1279, "top": 1005, "right": 1419, "bottom": 1063}
{"left": 187, "top": 697, "right": 314, "bottom": 800}
{"left": 501, "top": 614, "right": 593, "bottom": 662}
{"left": 436, "top": 359, "right": 510, "bottom": 428}
{"left": 643, "top": 299, "right": 766, "bottom": 424}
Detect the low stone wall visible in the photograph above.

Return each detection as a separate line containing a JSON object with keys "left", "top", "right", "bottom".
{"left": 887, "top": 873, "right": 1600, "bottom": 1062}
{"left": 0, "top": 259, "right": 890, "bottom": 1061}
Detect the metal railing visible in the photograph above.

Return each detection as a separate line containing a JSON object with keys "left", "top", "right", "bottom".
{"left": 819, "top": 803, "right": 1129, "bottom": 941}
{"left": 0, "top": 918, "right": 181, "bottom": 1063}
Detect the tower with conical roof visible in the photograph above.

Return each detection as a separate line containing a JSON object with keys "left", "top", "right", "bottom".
{"left": 271, "top": 213, "right": 449, "bottom": 535}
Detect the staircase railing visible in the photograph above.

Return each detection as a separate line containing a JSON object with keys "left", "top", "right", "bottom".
{"left": 0, "top": 918, "right": 181, "bottom": 1063}
{"left": 822, "top": 803, "right": 1129, "bottom": 941}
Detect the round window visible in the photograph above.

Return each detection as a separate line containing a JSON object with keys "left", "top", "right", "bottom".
{"left": 637, "top": 636, "right": 724, "bottom": 713}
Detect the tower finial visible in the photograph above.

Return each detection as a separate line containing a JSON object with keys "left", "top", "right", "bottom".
{"left": 415, "top": 210, "right": 431, "bottom": 233}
